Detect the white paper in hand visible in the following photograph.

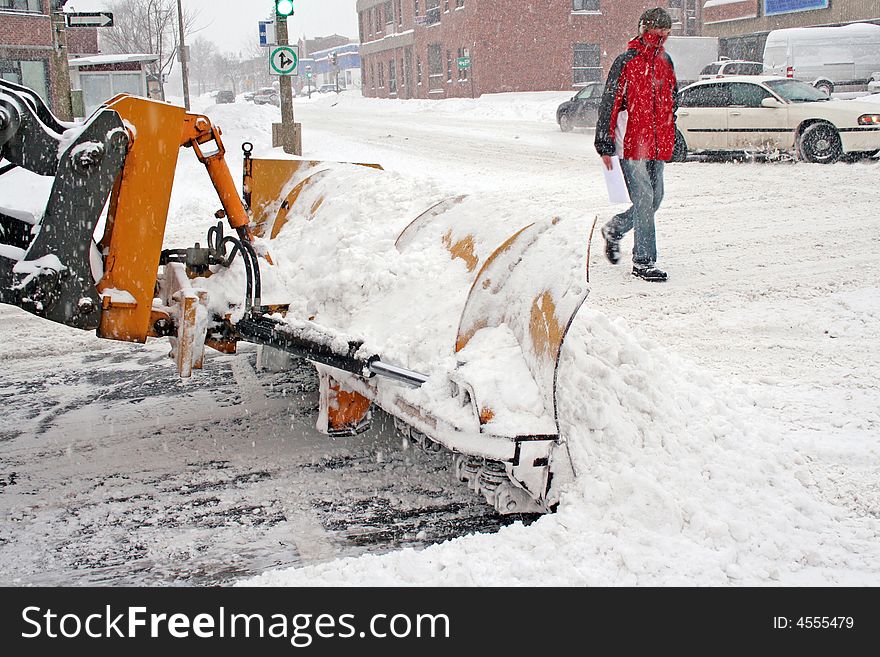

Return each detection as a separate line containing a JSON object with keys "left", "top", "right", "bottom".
{"left": 603, "top": 156, "right": 630, "bottom": 204}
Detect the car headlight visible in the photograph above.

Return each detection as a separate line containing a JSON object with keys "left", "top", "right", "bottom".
{"left": 858, "top": 114, "right": 880, "bottom": 125}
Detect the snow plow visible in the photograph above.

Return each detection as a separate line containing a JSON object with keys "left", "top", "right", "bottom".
{"left": 0, "top": 81, "right": 591, "bottom": 514}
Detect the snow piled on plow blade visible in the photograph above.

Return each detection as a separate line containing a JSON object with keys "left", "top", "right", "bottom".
{"left": 206, "top": 161, "right": 591, "bottom": 443}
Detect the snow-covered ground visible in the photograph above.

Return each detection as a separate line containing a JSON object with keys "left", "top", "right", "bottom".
{"left": 1, "top": 89, "right": 878, "bottom": 586}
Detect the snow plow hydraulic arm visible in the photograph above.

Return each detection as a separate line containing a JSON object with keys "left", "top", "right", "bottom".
{"left": 0, "top": 80, "right": 251, "bottom": 339}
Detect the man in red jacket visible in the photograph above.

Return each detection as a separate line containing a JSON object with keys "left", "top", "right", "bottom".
{"left": 595, "top": 7, "right": 677, "bottom": 282}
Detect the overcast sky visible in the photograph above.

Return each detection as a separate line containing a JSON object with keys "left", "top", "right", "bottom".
{"left": 65, "top": 1, "right": 360, "bottom": 51}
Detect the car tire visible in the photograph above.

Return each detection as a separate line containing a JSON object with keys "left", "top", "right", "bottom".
{"left": 798, "top": 122, "right": 842, "bottom": 164}
{"left": 559, "top": 114, "right": 575, "bottom": 132}
{"left": 671, "top": 130, "right": 688, "bottom": 162}
{"left": 814, "top": 80, "right": 834, "bottom": 96}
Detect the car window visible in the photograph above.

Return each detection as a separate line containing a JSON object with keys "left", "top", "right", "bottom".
{"left": 700, "top": 64, "right": 721, "bottom": 76}
{"left": 738, "top": 63, "right": 764, "bottom": 75}
{"left": 728, "top": 82, "right": 771, "bottom": 107}
{"left": 679, "top": 83, "right": 730, "bottom": 108}
{"left": 765, "top": 79, "right": 829, "bottom": 102}
{"left": 575, "top": 85, "right": 598, "bottom": 100}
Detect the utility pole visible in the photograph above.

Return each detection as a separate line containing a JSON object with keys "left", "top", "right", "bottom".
{"left": 274, "top": 5, "right": 301, "bottom": 155}
{"left": 49, "top": 0, "right": 73, "bottom": 120}
{"left": 176, "top": 0, "right": 190, "bottom": 110}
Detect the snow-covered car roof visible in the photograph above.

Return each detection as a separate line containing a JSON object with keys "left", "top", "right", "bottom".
{"left": 681, "top": 75, "right": 803, "bottom": 92}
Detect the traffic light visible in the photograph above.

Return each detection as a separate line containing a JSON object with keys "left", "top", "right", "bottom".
{"left": 331, "top": 51, "right": 338, "bottom": 66}
{"left": 275, "top": 0, "right": 294, "bottom": 17}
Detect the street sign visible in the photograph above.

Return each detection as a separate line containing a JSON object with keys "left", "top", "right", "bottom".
{"left": 457, "top": 56, "right": 471, "bottom": 69}
{"left": 269, "top": 46, "right": 298, "bottom": 76}
{"left": 258, "top": 20, "right": 276, "bottom": 47}
{"left": 65, "top": 12, "right": 114, "bottom": 28}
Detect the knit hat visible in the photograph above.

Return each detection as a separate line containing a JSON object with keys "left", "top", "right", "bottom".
{"left": 639, "top": 7, "right": 673, "bottom": 32}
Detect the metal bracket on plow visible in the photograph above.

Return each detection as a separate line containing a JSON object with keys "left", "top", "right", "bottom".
{"left": 156, "top": 262, "right": 208, "bottom": 377}
{"left": 316, "top": 366, "right": 374, "bottom": 437}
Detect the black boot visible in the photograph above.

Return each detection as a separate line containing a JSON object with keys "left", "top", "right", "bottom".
{"left": 632, "top": 264, "right": 667, "bottom": 282}
{"left": 601, "top": 225, "right": 621, "bottom": 264}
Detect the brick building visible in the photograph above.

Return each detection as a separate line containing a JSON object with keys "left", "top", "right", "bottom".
{"left": 0, "top": 0, "right": 74, "bottom": 116}
{"left": 356, "top": 0, "right": 696, "bottom": 100}
{"left": 701, "top": 0, "right": 880, "bottom": 61}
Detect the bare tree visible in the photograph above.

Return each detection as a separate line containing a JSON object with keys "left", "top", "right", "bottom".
{"left": 188, "top": 37, "right": 218, "bottom": 96}
{"left": 211, "top": 51, "right": 247, "bottom": 96}
{"left": 101, "top": 0, "right": 201, "bottom": 99}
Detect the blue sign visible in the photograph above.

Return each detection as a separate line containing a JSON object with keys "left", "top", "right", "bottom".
{"left": 764, "top": 0, "right": 829, "bottom": 17}
{"left": 258, "top": 20, "right": 275, "bottom": 47}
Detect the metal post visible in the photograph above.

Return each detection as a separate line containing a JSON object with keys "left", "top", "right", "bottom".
{"left": 176, "top": 0, "right": 190, "bottom": 110}
{"left": 275, "top": 7, "right": 300, "bottom": 155}
{"left": 470, "top": 58, "right": 475, "bottom": 99}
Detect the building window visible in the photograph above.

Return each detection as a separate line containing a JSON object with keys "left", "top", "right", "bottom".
{"left": 426, "top": 0, "right": 440, "bottom": 25}
{"left": 375, "top": 7, "right": 382, "bottom": 32}
{"left": 415, "top": 0, "right": 420, "bottom": 16}
{"left": 0, "top": 58, "right": 49, "bottom": 104}
{"left": 457, "top": 47, "right": 468, "bottom": 80}
{"left": 427, "top": 45, "right": 442, "bottom": 75}
{"left": 370, "top": 62, "right": 376, "bottom": 89}
{"left": 446, "top": 50, "right": 453, "bottom": 82}
{"left": 397, "top": 0, "right": 403, "bottom": 26}
{"left": 389, "top": 59, "right": 397, "bottom": 94}
{"left": 0, "top": 0, "right": 42, "bottom": 12}
{"left": 378, "top": 61, "right": 385, "bottom": 88}
{"left": 572, "top": 43, "right": 602, "bottom": 85}
{"left": 456, "top": 0, "right": 464, "bottom": 7}
{"left": 444, "top": 0, "right": 449, "bottom": 11}
{"left": 427, "top": 43, "right": 443, "bottom": 89}
{"left": 359, "top": 12, "right": 366, "bottom": 41}
{"left": 384, "top": 1, "right": 393, "bottom": 25}
{"left": 400, "top": 57, "right": 407, "bottom": 95}
{"left": 572, "top": 0, "right": 600, "bottom": 11}
{"left": 416, "top": 56, "right": 422, "bottom": 85}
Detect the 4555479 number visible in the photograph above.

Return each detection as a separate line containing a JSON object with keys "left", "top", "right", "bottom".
{"left": 774, "top": 616, "right": 854, "bottom": 629}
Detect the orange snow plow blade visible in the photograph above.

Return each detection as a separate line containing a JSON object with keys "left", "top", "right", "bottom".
{"left": 249, "top": 159, "right": 593, "bottom": 513}
{"left": 242, "top": 154, "right": 382, "bottom": 238}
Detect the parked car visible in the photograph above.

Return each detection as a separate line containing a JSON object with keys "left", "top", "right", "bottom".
{"left": 698, "top": 59, "right": 766, "bottom": 81}
{"left": 215, "top": 90, "right": 235, "bottom": 104}
{"left": 318, "top": 84, "right": 339, "bottom": 93}
{"left": 869, "top": 72, "right": 880, "bottom": 94}
{"left": 556, "top": 82, "right": 603, "bottom": 131}
{"left": 253, "top": 86, "right": 280, "bottom": 106}
{"left": 243, "top": 91, "right": 255, "bottom": 102}
{"left": 673, "top": 76, "right": 880, "bottom": 164}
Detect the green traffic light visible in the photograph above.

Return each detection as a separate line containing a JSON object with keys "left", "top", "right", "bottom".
{"left": 276, "top": 0, "right": 294, "bottom": 16}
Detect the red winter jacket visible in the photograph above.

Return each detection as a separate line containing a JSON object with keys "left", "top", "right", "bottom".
{"left": 594, "top": 36, "right": 678, "bottom": 161}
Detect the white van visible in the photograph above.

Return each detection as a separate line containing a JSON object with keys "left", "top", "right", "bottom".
{"left": 762, "top": 23, "right": 880, "bottom": 95}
